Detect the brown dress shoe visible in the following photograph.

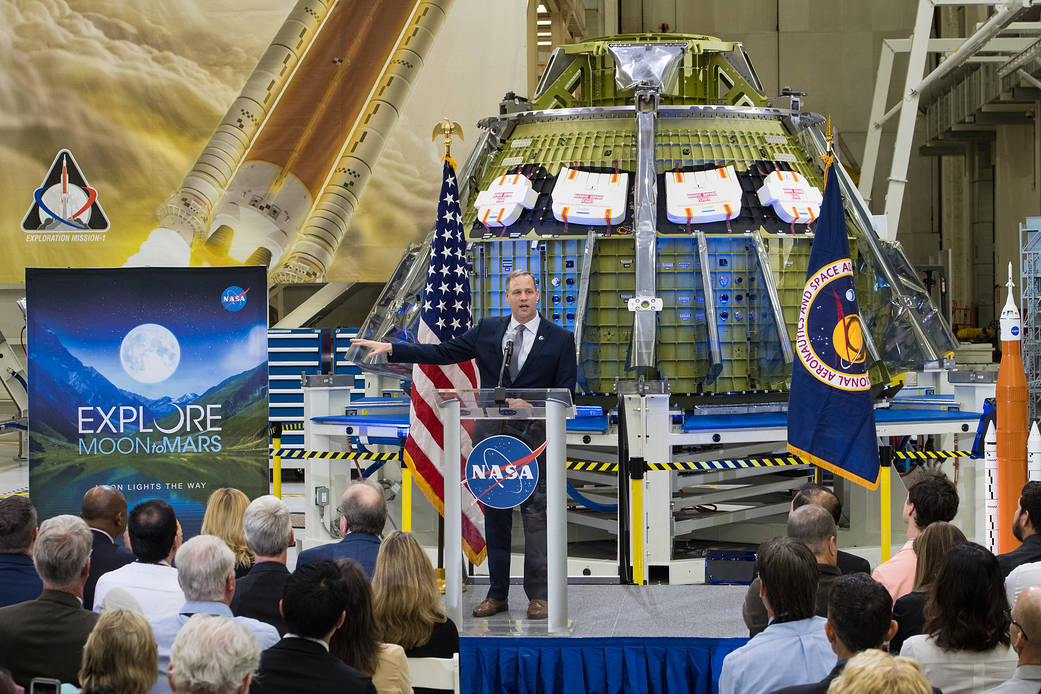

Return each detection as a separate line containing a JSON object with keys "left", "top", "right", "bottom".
{"left": 527, "top": 599, "right": 548, "bottom": 619}
{"left": 472, "top": 597, "right": 508, "bottom": 617}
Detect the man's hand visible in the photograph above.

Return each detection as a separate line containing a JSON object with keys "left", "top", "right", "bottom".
{"left": 505, "top": 398, "right": 534, "bottom": 409}
{"left": 351, "top": 338, "right": 393, "bottom": 363}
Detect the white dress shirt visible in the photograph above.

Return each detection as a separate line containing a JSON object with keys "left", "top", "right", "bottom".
{"left": 1006, "top": 560, "right": 1041, "bottom": 607}
{"left": 92, "top": 561, "right": 185, "bottom": 619}
{"left": 503, "top": 314, "right": 540, "bottom": 375}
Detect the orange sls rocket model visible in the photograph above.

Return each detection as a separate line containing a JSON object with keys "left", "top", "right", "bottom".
{"left": 998, "top": 261, "right": 1029, "bottom": 553}
{"left": 150, "top": 0, "right": 450, "bottom": 282}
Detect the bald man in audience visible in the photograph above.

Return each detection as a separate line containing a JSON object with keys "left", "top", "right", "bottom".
{"left": 81, "top": 485, "right": 135, "bottom": 610}
{"left": 744, "top": 504, "right": 841, "bottom": 637}
{"left": 983, "top": 584, "right": 1041, "bottom": 693}
{"left": 296, "top": 482, "right": 385, "bottom": 578}
{"left": 791, "top": 483, "right": 871, "bottom": 575}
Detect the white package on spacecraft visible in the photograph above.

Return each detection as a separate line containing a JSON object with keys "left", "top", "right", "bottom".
{"left": 756, "top": 170, "right": 823, "bottom": 224}
{"left": 473, "top": 173, "right": 540, "bottom": 227}
{"left": 550, "top": 167, "right": 628, "bottom": 225}
{"left": 664, "top": 166, "right": 742, "bottom": 224}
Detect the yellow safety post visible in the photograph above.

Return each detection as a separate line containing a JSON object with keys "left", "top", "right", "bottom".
{"left": 631, "top": 479, "right": 644, "bottom": 585}
{"left": 402, "top": 463, "right": 413, "bottom": 532}
{"left": 272, "top": 423, "right": 282, "bottom": 499}
{"left": 879, "top": 446, "right": 892, "bottom": 563}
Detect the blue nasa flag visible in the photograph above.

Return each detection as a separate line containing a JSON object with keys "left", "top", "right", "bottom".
{"left": 786, "top": 162, "right": 879, "bottom": 489}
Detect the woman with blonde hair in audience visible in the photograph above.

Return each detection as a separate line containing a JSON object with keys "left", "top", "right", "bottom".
{"left": 901, "top": 542, "right": 1016, "bottom": 694}
{"left": 890, "top": 521, "right": 966, "bottom": 653}
{"left": 372, "top": 531, "right": 459, "bottom": 656}
{"left": 331, "top": 558, "right": 410, "bottom": 694}
{"left": 75, "top": 609, "right": 157, "bottom": 694}
{"left": 826, "top": 649, "right": 931, "bottom": 694}
{"left": 200, "top": 488, "right": 253, "bottom": 578}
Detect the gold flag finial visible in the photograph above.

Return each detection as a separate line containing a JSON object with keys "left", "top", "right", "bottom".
{"left": 431, "top": 118, "right": 464, "bottom": 169}
{"left": 821, "top": 114, "right": 835, "bottom": 178}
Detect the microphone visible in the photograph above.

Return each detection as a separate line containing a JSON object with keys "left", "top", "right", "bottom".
{"left": 495, "top": 338, "right": 515, "bottom": 404}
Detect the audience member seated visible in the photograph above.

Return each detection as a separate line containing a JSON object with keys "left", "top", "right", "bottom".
{"left": 167, "top": 615, "right": 259, "bottom": 694}
{"left": 332, "top": 559, "right": 410, "bottom": 694}
{"left": 873, "top": 472, "right": 959, "bottom": 601}
{"left": 373, "top": 531, "right": 459, "bottom": 661}
{"left": 249, "top": 561, "right": 376, "bottom": 694}
{"left": 149, "top": 535, "right": 279, "bottom": 694}
{"left": 827, "top": 649, "right": 933, "bottom": 694}
{"left": 94, "top": 499, "right": 184, "bottom": 619}
{"left": 297, "top": 482, "right": 385, "bottom": 578}
{"left": 0, "top": 514, "right": 99, "bottom": 688}
{"left": 791, "top": 483, "right": 871, "bottom": 575}
{"left": 81, "top": 485, "right": 135, "bottom": 611}
{"left": 718, "top": 537, "right": 836, "bottom": 694}
{"left": 891, "top": 521, "right": 966, "bottom": 653}
{"left": 901, "top": 542, "right": 1017, "bottom": 694}
{"left": 1003, "top": 483, "right": 1041, "bottom": 600}
{"left": 201, "top": 489, "right": 254, "bottom": 580}
{"left": 230, "top": 495, "right": 293, "bottom": 635}
{"left": 744, "top": 505, "right": 841, "bottom": 636}
{"left": 982, "top": 585, "right": 1041, "bottom": 694}
{"left": 77, "top": 609, "right": 157, "bottom": 694}
{"left": 770, "top": 574, "right": 904, "bottom": 694}
{"left": 0, "top": 496, "right": 41, "bottom": 608}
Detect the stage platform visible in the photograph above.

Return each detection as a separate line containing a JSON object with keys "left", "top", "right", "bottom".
{"left": 459, "top": 583, "right": 749, "bottom": 694}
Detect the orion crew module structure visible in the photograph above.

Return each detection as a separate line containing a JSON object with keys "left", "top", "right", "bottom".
{"left": 350, "top": 34, "right": 970, "bottom": 579}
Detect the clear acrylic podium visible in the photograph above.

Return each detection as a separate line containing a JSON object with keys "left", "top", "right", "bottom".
{"left": 436, "top": 388, "right": 575, "bottom": 633}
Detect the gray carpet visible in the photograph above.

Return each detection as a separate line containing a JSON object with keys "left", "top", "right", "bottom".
{"left": 461, "top": 583, "right": 749, "bottom": 638}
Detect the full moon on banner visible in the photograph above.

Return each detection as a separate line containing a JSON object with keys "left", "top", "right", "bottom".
{"left": 465, "top": 435, "right": 543, "bottom": 509}
{"left": 795, "top": 258, "right": 871, "bottom": 392}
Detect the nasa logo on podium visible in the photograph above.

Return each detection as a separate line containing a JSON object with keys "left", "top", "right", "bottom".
{"left": 465, "top": 434, "right": 545, "bottom": 509}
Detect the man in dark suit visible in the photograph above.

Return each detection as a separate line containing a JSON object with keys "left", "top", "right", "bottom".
{"left": 80, "top": 484, "right": 135, "bottom": 609}
{"left": 249, "top": 561, "right": 376, "bottom": 694}
{"left": 0, "top": 514, "right": 99, "bottom": 688}
{"left": 296, "top": 482, "right": 384, "bottom": 578}
{"left": 769, "top": 574, "right": 900, "bottom": 694}
{"left": 353, "top": 269, "right": 578, "bottom": 620}
{"left": 232, "top": 495, "right": 294, "bottom": 634}
{"left": 791, "top": 483, "right": 871, "bottom": 576}
{"left": 0, "top": 496, "right": 42, "bottom": 607}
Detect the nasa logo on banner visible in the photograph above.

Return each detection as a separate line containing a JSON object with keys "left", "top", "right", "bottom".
{"left": 221, "top": 286, "right": 249, "bottom": 312}
{"left": 465, "top": 435, "right": 544, "bottom": 509}
{"left": 21, "top": 149, "right": 109, "bottom": 240}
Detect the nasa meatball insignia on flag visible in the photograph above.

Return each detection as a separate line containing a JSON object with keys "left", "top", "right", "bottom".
{"left": 786, "top": 162, "right": 879, "bottom": 489}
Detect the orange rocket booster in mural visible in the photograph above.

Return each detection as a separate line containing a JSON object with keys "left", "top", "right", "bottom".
{"left": 997, "top": 262, "right": 1028, "bottom": 553}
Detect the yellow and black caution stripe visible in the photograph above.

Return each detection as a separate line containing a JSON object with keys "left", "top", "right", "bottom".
{"left": 895, "top": 450, "right": 975, "bottom": 460}
{"left": 268, "top": 422, "right": 305, "bottom": 436}
{"left": 270, "top": 449, "right": 400, "bottom": 462}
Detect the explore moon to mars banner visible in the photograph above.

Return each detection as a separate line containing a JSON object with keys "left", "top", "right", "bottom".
{"left": 26, "top": 267, "right": 268, "bottom": 535}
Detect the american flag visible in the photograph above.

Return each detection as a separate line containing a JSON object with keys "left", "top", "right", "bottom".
{"left": 403, "top": 160, "right": 486, "bottom": 564}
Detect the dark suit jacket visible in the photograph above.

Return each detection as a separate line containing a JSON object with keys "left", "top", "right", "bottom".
{"left": 0, "top": 589, "right": 100, "bottom": 687}
{"left": 390, "top": 314, "right": 577, "bottom": 391}
{"left": 836, "top": 550, "right": 871, "bottom": 576}
{"left": 890, "top": 589, "right": 927, "bottom": 654}
{"left": 231, "top": 560, "right": 290, "bottom": 635}
{"left": 0, "top": 553, "right": 42, "bottom": 607}
{"left": 249, "top": 637, "right": 377, "bottom": 694}
{"left": 83, "top": 528, "right": 135, "bottom": 609}
{"left": 998, "top": 533, "right": 1041, "bottom": 577}
{"left": 297, "top": 533, "right": 382, "bottom": 578}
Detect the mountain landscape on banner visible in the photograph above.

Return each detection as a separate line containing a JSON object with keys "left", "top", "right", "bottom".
{"left": 29, "top": 323, "right": 267, "bottom": 525}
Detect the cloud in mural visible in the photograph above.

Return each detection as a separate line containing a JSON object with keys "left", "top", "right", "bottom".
{"left": 123, "top": 227, "right": 191, "bottom": 267}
